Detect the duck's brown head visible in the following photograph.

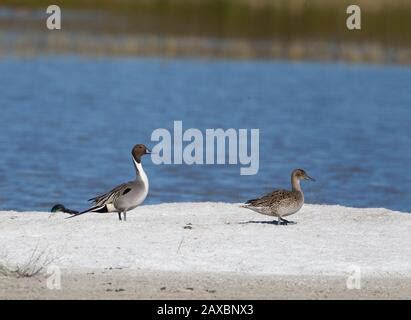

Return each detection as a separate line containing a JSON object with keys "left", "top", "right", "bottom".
{"left": 132, "top": 144, "right": 151, "bottom": 163}
{"left": 292, "top": 168, "right": 315, "bottom": 181}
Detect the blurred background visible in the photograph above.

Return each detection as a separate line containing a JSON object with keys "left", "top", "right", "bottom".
{"left": 1, "top": 0, "right": 411, "bottom": 62}
{"left": 0, "top": 1, "right": 410, "bottom": 212}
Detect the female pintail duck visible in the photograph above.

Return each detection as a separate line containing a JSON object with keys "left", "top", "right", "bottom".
{"left": 242, "top": 169, "right": 314, "bottom": 225}
{"left": 67, "top": 144, "right": 151, "bottom": 221}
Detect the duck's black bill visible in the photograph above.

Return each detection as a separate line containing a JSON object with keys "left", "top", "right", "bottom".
{"left": 305, "top": 174, "right": 315, "bottom": 181}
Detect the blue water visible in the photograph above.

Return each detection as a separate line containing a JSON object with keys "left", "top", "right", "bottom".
{"left": 0, "top": 57, "right": 410, "bottom": 212}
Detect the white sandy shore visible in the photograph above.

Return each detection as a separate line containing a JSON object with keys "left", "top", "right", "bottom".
{"left": 0, "top": 203, "right": 410, "bottom": 299}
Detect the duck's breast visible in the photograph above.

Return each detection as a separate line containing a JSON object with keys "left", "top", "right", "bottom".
{"left": 276, "top": 192, "right": 304, "bottom": 217}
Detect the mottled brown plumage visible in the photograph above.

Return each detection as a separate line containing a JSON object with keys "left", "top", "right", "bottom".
{"left": 243, "top": 169, "right": 314, "bottom": 225}
{"left": 246, "top": 189, "right": 303, "bottom": 209}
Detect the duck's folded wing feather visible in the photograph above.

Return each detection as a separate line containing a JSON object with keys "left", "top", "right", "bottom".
{"left": 88, "top": 182, "right": 132, "bottom": 207}
{"left": 245, "top": 189, "right": 292, "bottom": 207}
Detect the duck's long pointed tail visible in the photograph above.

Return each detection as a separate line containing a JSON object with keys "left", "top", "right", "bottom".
{"left": 65, "top": 204, "right": 108, "bottom": 219}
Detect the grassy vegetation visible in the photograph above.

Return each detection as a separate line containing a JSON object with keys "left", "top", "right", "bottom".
{"left": 2, "top": 0, "right": 410, "bottom": 46}
{"left": 0, "top": 246, "right": 56, "bottom": 278}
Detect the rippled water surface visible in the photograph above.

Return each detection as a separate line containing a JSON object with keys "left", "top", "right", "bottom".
{"left": 0, "top": 57, "right": 410, "bottom": 212}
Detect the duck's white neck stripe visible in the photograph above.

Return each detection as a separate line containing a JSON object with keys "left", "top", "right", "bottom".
{"left": 133, "top": 158, "right": 149, "bottom": 190}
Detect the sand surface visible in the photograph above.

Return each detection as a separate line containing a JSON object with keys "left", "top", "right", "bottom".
{"left": 1, "top": 270, "right": 409, "bottom": 300}
{"left": 0, "top": 202, "right": 409, "bottom": 299}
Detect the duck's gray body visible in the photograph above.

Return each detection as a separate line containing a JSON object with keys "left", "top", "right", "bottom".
{"left": 95, "top": 179, "right": 147, "bottom": 213}
{"left": 243, "top": 169, "right": 313, "bottom": 224}
{"left": 88, "top": 159, "right": 149, "bottom": 215}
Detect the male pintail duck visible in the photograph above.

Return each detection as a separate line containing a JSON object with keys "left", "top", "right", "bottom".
{"left": 67, "top": 144, "right": 151, "bottom": 221}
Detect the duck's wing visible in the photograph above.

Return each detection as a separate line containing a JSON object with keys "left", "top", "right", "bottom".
{"left": 66, "top": 182, "right": 133, "bottom": 219}
{"left": 88, "top": 182, "right": 133, "bottom": 207}
{"left": 245, "top": 189, "right": 293, "bottom": 207}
